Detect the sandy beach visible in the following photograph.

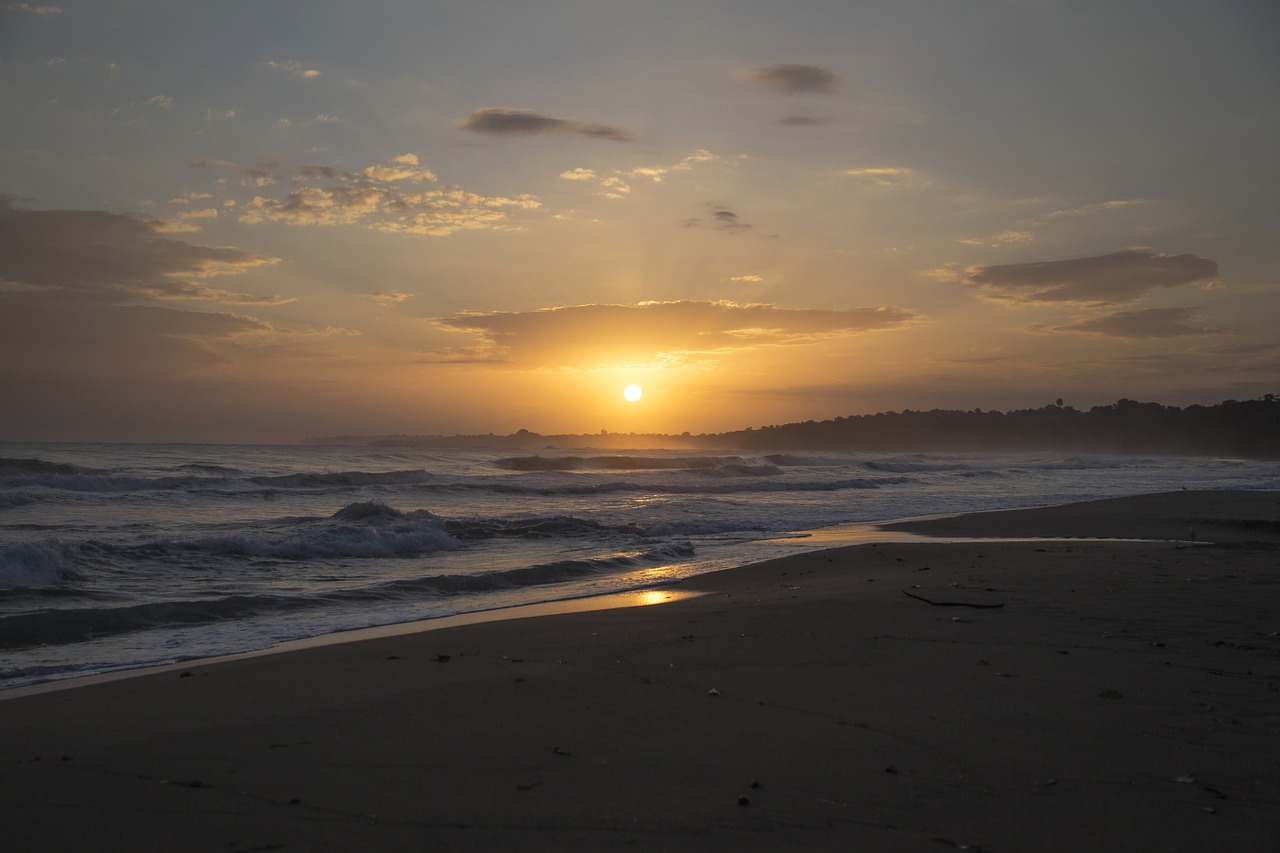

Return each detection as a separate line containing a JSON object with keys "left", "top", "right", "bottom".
{"left": 2, "top": 490, "right": 1278, "bottom": 852}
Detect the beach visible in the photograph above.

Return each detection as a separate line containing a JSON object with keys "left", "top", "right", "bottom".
{"left": 2, "top": 490, "right": 1278, "bottom": 851}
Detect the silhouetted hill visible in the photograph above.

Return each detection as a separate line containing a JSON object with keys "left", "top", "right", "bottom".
{"left": 302, "top": 396, "right": 1280, "bottom": 459}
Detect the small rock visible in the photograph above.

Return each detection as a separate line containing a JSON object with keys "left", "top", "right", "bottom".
{"left": 708, "top": 688, "right": 722, "bottom": 697}
{"left": 737, "top": 795, "right": 750, "bottom": 806}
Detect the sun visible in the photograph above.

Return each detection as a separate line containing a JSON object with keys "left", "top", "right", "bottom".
{"left": 623, "top": 384, "right": 643, "bottom": 402}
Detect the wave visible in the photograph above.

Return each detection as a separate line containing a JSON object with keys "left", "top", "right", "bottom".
{"left": 175, "top": 462, "right": 243, "bottom": 476}
{"left": 862, "top": 456, "right": 976, "bottom": 473}
{"left": 435, "top": 475, "right": 903, "bottom": 496}
{"left": 0, "top": 466, "right": 437, "bottom": 495}
{"left": 763, "top": 453, "right": 854, "bottom": 467}
{"left": 493, "top": 454, "right": 771, "bottom": 472}
{"left": 166, "top": 501, "right": 458, "bottom": 561}
{"left": 249, "top": 469, "right": 435, "bottom": 488}
{"left": 0, "top": 503, "right": 461, "bottom": 587}
{"left": 0, "top": 541, "right": 696, "bottom": 650}
{"left": 0, "top": 501, "right": 714, "bottom": 592}
{"left": 0, "top": 541, "right": 81, "bottom": 589}
{"left": 0, "top": 457, "right": 90, "bottom": 477}
{"left": 1, "top": 472, "right": 220, "bottom": 493}
{"left": 315, "top": 503, "right": 745, "bottom": 543}
{"left": 1030, "top": 455, "right": 1134, "bottom": 471}
{"left": 0, "top": 492, "right": 37, "bottom": 509}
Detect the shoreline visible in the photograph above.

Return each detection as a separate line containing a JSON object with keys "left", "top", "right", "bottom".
{"left": 2, "top": 489, "right": 1269, "bottom": 698}
{"left": 3, "top": 489, "right": 1278, "bottom": 850}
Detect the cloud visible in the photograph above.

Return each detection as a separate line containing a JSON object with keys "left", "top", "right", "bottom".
{"left": 247, "top": 167, "right": 276, "bottom": 187}
{"left": 712, "top": 207, "right": 750, "bottom": 232}
{"left": 841, "top": 167, "right": 929, "bottom": 188}
{"left": 958, "top": 250, "right": 1220, "bottom": 306}
{"left": 0, "top": 198, "right": 282, "bottom": 304}
{"left": 0, "top": 200, "right": 296, "bottom": 390}
{"left": 366, "top": 291, "right": 412, "bottom": 305}
{"left": 458, "top": 108, "right": 633, "bottom": 142}
{"left": 559, "top": 150, "right": 721, "bottom": 199}
{"left": 267, "top": 59, "right": 320, "bottom": 79}
{"left": 146, "top": 95, "right": 173, "bottom": 110}
{"left": 6, "top": 3, "right": 62, "bottom": 13}
{"left": 958, "top": 230, "right": 1033, "bottom": 248}
{"left": 731, "top": 274, "right": 763, "bottom": 282}
{"left": 242, "top": 186, "right": 387, "bottom": 226}
{"left": 192, "top": 157, "right": 239, "bottom": 170}
{"left": 0, "top": 297, "right": 272, "bottom": 383}
{"left": 956, "top": 197, "right": 1154, "bottom": 251}
{"left": 1039, "top": 199, "right": 1149, "bottom": 223}
{"left": 235, "top": 156, "right": 540, "bottom": 235}
{"left": 597, "top": 176, "right": 630, "bottom": 199}
{"left": 298, "top": 164, "right": 352, "bottom": 181}
{"left": 740, "top": 63, "right": 838, "bottom": 94}
{"left": 1037, "top": 307, "right": 1234, "bottom": 339}
{"left": 363, "top": 162, "right": 439, "bottom": 182}
{"left": 169, "top": 192, "right": 213, "bottom": 206}
{"left": 429, "top": 300, "right": 919, "bottom": 368}
{"left": 683, "top": 205, "right": 752, "bottom": 233}
{"left": 779, "top": 116, "right": 827, "bottom": 126}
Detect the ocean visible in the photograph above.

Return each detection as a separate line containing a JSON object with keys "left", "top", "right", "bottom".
{"left": 2, "top": 443, "right": 1277, "bottom": 690}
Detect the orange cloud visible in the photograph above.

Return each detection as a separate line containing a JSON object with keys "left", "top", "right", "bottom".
{"left": 235, "top": 157, "right": 538, "bottom": 235}
{"left": 430, "top": 300, "right": 919, "bottom": 368}
{"left": 266, "top": 59, "right": 320, "bottom": 79}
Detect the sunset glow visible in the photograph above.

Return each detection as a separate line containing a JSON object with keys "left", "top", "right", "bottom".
{"left": 0, "top": 2, "right": 1275, "bottom": 443}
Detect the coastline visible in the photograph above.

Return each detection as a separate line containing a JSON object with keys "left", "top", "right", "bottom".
{"left": 2, "top": 490, "right": 1278, "bottom": 850}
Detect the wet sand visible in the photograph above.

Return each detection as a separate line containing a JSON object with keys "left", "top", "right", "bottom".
{"left": 2, "top": 490, "right": 1278, "bottom": 851}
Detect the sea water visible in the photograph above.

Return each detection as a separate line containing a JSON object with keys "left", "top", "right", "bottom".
{"left": 2, "top": 443, "right": 1276, "bottom": 689}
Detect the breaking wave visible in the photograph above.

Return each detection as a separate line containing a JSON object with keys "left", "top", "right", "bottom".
{"left": 0, "top": 541, "right": 696, "bottom": 649}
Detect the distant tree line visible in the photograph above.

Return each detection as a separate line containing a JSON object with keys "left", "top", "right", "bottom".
{"left": 303, "top": 396, "right": 1280, "bottom": 459}
{"left": 711, "top": 397, "right": 1280, "bottom": 458}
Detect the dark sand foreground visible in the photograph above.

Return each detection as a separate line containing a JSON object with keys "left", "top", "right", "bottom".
{"left": 3, "top": 491, "right": 1278, "bottom": 851}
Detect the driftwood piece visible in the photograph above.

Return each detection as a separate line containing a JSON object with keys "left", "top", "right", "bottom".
{"left": 901, "top": 590, "right": 1005, "bottom": 609}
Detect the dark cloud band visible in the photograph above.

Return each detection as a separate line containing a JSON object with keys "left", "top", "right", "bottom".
{"left": 961, "top": 250, "right": 1219, "bottom": 306}
{"left": 1044, "top": 307, "right": 1233, "bottom": 339}
{"left": 741, "top": 63, "right": 838, "bottom": 94}
{"left": 458, "top": 108, "right": 633, "bottom": 142}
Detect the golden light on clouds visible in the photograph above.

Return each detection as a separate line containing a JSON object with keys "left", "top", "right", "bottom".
{"left": 429, "top": 301, "right": 921, "bottom": 371}
{"left": 1, "top": 1, "right": 1274, "bottom": 442}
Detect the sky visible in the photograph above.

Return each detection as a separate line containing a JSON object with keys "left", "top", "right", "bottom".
{"left": 1, "top": 0, "right": 1277, "bottom": 443}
